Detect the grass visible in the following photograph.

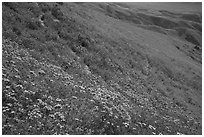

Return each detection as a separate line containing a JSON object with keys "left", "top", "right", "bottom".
{"left": 2, "top": 2, "right": 202, "bottom": 135}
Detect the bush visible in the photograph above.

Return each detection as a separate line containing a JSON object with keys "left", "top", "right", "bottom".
{"left": 3, "top": 2, "right": 18, "bottom": 12}
{"left": 51, "top": 6, "right": 64, "bottom": 20}
{"left": 58, "top": 29, "right": 72, "bottom": 40}
{"left": 194, "top": 45, "right": 201, "bottom": 51}
{"left": 77, "top": 34, "right": 91, "bottom": 48}
{"left": 12, "top": 26, "right": 21, "bottom": 36}
{"left": 69, "top": 42, "right": 87, "bottom": 56}
{"left": 26, "top": 20, "right": 40, "bottom": 30}
{"left": 83, "top": 53, "right": 101, "bottom": 66}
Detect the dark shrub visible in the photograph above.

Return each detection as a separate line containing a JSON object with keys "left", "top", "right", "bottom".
{"left": 26, "top": 20, "right": 40, "bottom": 30}
{"left": 61, "top": 61, "right": 75, "bottom": 72}
{"left": 3, "top": 2, "right": 18, "bottom": 12}
{"left": 58, "top": 30, "right": 72, "bottom": 40}
{"left": 51, "top": 6, "right": 64, "bottom": 20}
{"left": 12, "top": 26, "right": 21, "bottom": 36}
{"left": 78, "top": 34, "right": 90, "bottom": 48}
{"left": 81, "top": 41, "right": 89, "bottom": 48}
{"left": 194, "top": 45, "right": 201, "bottom": 51}
{"left": 83, "top": 53, "right": 101, "bottom": 66}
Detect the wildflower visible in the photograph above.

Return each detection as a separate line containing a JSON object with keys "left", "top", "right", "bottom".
{"left": 38, "top": 69, "right": 46, "bottom": 76}
{"left": 148, "top": 125, "right": 156, "bottom": 130}
{"left": 72, "top": 96, "right": 78, "bottom": 99}
{"left": 54, "top": 104, "right": 62, "bottom": 109}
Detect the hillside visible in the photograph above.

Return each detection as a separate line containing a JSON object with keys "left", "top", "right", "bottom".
{"left": 2, "top": 2, "right": 202, "bottom": 135}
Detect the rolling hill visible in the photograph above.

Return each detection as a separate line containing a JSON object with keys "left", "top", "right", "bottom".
{"left": 2, "top": 2, "right": 202, "bottom": 135}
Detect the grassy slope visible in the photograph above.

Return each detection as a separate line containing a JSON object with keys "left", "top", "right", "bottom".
{"left": 2, "top": 2, "right": 202, "bottom": 135}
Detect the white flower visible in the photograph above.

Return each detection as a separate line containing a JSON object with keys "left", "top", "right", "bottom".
{"left": 54, "top": 104, "right": 62, "bottom": 109}
{"left": 148, "top": 125, "right": 156, "bottom": 130}
{"left": 38, "top": 69, "right": 46, "bottom": 75}
{"left": 72, "top": 96, "right": 78, "bottom": 99}
{"left": 56, "top": 98, "right": 62, "bottom": 102}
